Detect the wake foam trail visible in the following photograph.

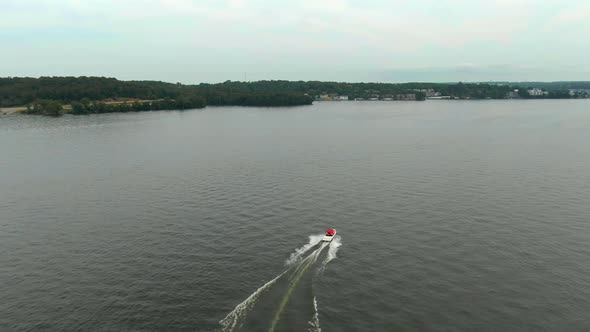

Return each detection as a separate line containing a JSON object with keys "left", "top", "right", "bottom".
{"left": 220, "top": 270, "right": 288, "bottom": 332}
{"left": 325, "top": 235, "right": 342, "bottom": 264}
{"left": 220, "top": 241, "right": 327, "bottom": 332}
{"left": 307, "top": 296, "right": 321, "bottom": 332}
{"left": 289, "top": 242, "right": 327, "bottom": 282}
{"left": 220, "top": 235, "right": 340, "bottom": 332}
{"left": 296, "top": 242, "right": 328, "bottom": 275}
{"left": 317, "top": 236, "right": 342, "bottom": 275}
{"left": 285, "top": 234, "right": 325, "bottom": 266}
{"left": 269, "top": 242, "right": 329, "bottom": 332}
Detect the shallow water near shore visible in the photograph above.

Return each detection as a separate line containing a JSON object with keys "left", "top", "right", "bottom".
{"left": 2, "top": 100, "right": 590, "bottom": 331}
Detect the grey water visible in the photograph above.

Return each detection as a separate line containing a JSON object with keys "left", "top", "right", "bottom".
{"left": 1, "top": 100, "right": 590, "bottom": 331}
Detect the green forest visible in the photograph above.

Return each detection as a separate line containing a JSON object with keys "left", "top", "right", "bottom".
{"left": 0, "top": 77, "right": 315, "bottom": 115}
{"left": 1, "top": 77, "right": 584, "bottom": 116}
{"left": 489, "top": 81, "right": 590, "bottom": 90}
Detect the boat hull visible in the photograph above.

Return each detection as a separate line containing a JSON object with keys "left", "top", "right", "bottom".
{"left": 322, "top": 231, "right": 337, "bottom": 242}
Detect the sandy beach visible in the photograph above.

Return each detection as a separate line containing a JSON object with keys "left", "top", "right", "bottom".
{"left": 0, "top": 106, "right": 27, "bottom": 115}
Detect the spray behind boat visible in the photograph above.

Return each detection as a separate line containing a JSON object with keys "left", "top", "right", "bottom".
{"left": 220, "top": 230, "right": 341, "bottom": 332}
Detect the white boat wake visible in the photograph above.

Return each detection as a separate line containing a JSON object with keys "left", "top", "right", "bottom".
{"left": 219, "top": 270, "right": 288, "bottom": 332}
{"left": 318, "top": 235, "right": 342, "bottom": 275}
{"left": 307, "top": 296, "right": 321, "bottom": 332}
{"left": 219, "top": 234, "right": 342, "bottom": 332}
{"left": 285, "top": 234, "right": 325, "bottom": 266}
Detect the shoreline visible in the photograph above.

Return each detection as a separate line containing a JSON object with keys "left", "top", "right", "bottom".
{"left": 0, "top": 106, "right": 27, "bottom": 115}
{"left": 2, "top": 98, "right": 587, "bottom": 116}
{"left": 0, "top": 99, "right": 154, "bottom": 115}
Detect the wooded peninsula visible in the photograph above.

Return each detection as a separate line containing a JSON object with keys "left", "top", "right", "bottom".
{"left": 1, "top": 77, "right": 587, "bottom": 116}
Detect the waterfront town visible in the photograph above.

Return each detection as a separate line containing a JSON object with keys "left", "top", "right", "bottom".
{"left": 315, "top": 87, "right": 590, "bottom": 101}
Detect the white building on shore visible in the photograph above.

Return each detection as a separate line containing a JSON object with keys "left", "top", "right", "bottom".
{"left": 528, "top": 88, "right": 548, "bottom": 96}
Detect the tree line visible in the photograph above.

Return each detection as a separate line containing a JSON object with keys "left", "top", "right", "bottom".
{"left": 2, "top": 77, "right": 582, "bottom": 116}
{"left": 489, "top": 81, "right": 590, "bottom": 90}
{"left": 69, "top": 96, "right": 206, "bottom": 115}
{"left": 0, "top": 77, "right": 314, "bottom": 111}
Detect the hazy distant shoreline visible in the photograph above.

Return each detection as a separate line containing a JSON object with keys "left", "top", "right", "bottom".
{"left": 1, "top": 77, "right": 588, "bottom": 116}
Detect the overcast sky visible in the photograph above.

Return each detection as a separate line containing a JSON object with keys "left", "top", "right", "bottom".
{"left": 1, "top": 0, "right": 589, "bottom": 83}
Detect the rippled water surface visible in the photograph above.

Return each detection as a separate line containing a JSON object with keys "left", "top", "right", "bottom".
{"left": 2, "top": 100, "right": 590, "bottom": 331}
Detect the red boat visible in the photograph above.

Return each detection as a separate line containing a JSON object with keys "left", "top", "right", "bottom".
{"left": 322, "top": 228, "right": 337, "bottom": 242}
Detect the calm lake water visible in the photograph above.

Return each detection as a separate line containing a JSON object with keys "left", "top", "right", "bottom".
{"left": 2, "top": 100, "right": 590, "bottom": 331}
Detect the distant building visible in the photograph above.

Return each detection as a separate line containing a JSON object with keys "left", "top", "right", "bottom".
{"left": 396, "top": 94, "right": 416, "bottom": 101}
{"left": 528, "top": 88, "right": 547, "bottom": 96}
{"left": 506, "top": 89, "right": 519, "bottom": 99}
{"left": 316, "top": 94, "right": 348, "bottom": 101}
{"left": 413, "top": 89, "right": 440, "bottom": 97}
{"left": 569, "top": 89, "right": 590, "bottom": 98}
{"left": 426, "top": 96, "right": 451, "bottom": 100}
